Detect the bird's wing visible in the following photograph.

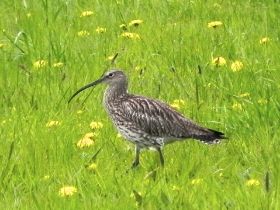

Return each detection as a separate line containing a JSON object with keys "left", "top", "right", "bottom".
{"left": 119, "top": 95, "right": 201, "bottom": 139}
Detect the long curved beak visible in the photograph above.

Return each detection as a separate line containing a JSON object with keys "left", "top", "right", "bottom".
{"left": 68, "top": 77, "right": 104, "bottom": 103}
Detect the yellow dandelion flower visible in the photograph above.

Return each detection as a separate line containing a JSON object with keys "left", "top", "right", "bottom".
{"left": 259, "top": 37, "right": 270, "bottom": 44}
{"left": 33, "top": 60, "right": 48, "bottom": 69}
{"left": 239, "top": 92, "right": 250, "bottom": 98}
{"left": 84, "top": 132, "right": 97, "bottom": 138}
{"left": 207, "top": 21, "right": 223, "bottom": 28}
{"left": 53, "top": 62, "right": 64, "bottom": 68}
{"left": 121, "top": 32, "right": 140, "bottom": 40}
{"left": 258, "top": 98, "right": 268, "bottom": 105}
{"left": 80, "top": 11, "right": 94, "bottom": 17}
{"left": 231, "top": 60, "right": 243, "bottom": 72}
{"left": 46, "top": 120, "right": 60, "bottom": 128}
{"left": 232, "top": 102, "right": 243, "bottom": 111}
{"left": 212, "top": 56, "right": 226, "bottom": 67}
{"left": 77, "top": 137, "right": 94, "bottom": 148}
{"left": 191, "top": 178, "right": 203, "bottom": 185}
{"left": 107, "top": 55, "right": 115, "bottom": 61}
{"left": 128, "top": 19, "right": 143, "bottom": 27}
{"left": 76, "top": 110, "right": 83, "bottom": 114}
{"left": 170, "top": 103, "right": 180, "bottom": 110}
{"left": 58, "top": 186, "right": 77, "bottom": 197}
{"left": 246, "top": 179, "right": 260, "bottom": 187}
{"left": 119, "top": 24, "right": 127, "bottom": 30}
{"left": 87, "top": 163, "right": 97, "bottom": 171}
{"left": 170, "top": 99, "right": 185, "bottom": 110}
{"left": 90, "top": 121, "right": 103, "bottom": 129}
{"left": 96, "top": 27, "right": 107, "bottom": 34}
{"left": 77, "top": 30, "right": 90, "bottom": 37}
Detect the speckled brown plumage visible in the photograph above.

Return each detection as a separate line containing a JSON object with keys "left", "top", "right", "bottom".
{"left": 69, "top": 69, "right": 226, "bottom": 167}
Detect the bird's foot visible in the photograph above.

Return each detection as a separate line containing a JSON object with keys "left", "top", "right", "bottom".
{"left": 160, "top": 159, "right": 164, "bottom": 167}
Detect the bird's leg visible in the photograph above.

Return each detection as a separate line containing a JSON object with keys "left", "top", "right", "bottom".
{"left": 131, "top": 145, "right": 141, "bottom": 168}
{"left": 156, "top": 148, "right": 165, "bottom": 166}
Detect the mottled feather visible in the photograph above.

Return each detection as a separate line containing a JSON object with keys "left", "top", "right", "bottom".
{"left": 70, "top": 69, "right": 226, "bottom": 167}
{"left": 107, "top": 94, "right": 225, "bottom": 145}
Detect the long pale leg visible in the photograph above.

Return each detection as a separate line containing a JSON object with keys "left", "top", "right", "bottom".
{"left": 131, "top": 145, "right": 141, "bottom": 168}
{"left": 156, "top": 148, "right": 164, "bottom": 166}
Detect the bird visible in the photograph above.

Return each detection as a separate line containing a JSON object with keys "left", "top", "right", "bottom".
{"left": 68, "top": 69, "right": 226, "bottom": 167}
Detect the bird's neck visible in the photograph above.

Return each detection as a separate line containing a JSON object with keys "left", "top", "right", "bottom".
{"left": 104, "top": 82, "right": 128, "bottom": 102}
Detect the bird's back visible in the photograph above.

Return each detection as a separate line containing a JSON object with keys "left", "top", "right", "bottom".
{"left": 106, "top": 94, "right": 225, "bottom": 145}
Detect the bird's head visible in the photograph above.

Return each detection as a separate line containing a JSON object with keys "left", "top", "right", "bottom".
{"left": 101, "top": 69, "right": 127, "bottom": 85}
{"left": 68, "top": 69, "right": 127, "bottom": 103}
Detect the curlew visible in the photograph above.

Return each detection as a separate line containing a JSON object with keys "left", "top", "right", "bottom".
{"left": 69, "top": 69, "right": 226, "bottom": 167}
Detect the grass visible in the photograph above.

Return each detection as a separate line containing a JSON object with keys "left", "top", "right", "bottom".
{"left": 0, "top": 0, "right": 280, "bottom": 209}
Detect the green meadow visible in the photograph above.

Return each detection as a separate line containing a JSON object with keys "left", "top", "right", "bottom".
{"left": 0, "top": 0, "right": 279, "bottom": 209}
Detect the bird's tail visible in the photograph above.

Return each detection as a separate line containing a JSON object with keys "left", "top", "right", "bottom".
{"left": 193, "top": 128, "right": 227, "bottom": 144}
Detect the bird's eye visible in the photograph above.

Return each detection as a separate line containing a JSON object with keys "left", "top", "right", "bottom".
{"left": 107, "top": 72, "right": 114, "bottom": 78}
